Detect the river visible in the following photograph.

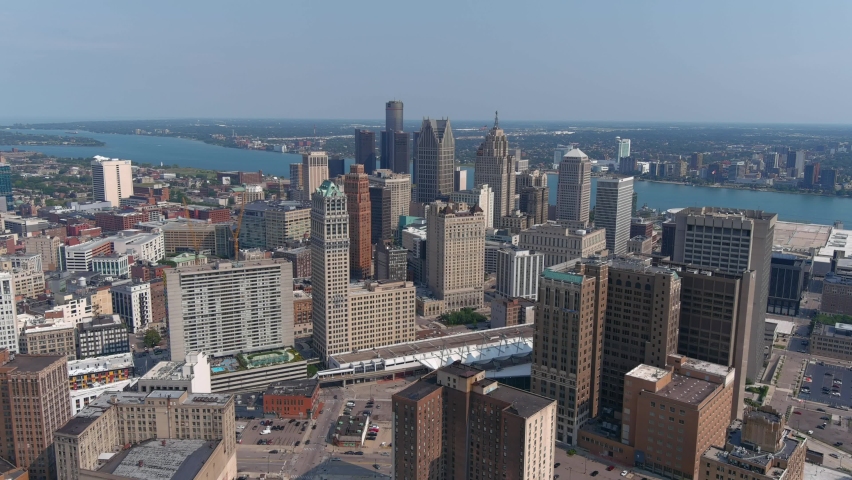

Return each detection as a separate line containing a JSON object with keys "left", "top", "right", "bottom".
{"left": 3, "top": 129, "right": 850, "bottom": 226}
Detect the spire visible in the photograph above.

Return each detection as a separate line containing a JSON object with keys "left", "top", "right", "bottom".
{"left": 494, "top": 111, "right": 499, "bottom": 128}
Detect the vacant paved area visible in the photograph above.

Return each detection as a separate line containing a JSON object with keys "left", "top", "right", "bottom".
{"left": 798, "top": 363, "right": 852, "bottom": 409}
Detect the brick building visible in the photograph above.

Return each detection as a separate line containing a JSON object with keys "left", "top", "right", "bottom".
{"left": 263, "top": 378, "right": 319, "bottom": 419}
{"left": 93, "top": 211, "right": 149, "bottom": 233}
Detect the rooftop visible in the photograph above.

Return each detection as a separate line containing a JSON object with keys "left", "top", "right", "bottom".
{"left": 485, "top": 383, "right": 556, "bottom": 419}
{"left": 265, "top": 378, "right": 319, "bottom": 398}
{"left": 1, "top": 354, "right": 65, "bottom": 373}
{"left": 824, "top": 272, "right": 852, "bottom": 285}
{"left": 541, "top": 266, "right": 585, "bottom": 285}
{"left": 773, "top": 221, "right": 832, "bottom": 251}
{"left": 654, "top": 373, "right": 717, "bottom": 405}
{"left": 818, "top": 228, "right": 852, "bottom": 259}
{"left": 68, "top": 352, "right": 134, "bottom": 377}
{"left": 626, "top": 364, "right": 669, "bottom": 382}
{"left": 679, "top": 206, "right": 777, "bottom": 221}
{"left": 56, "top": 391, "right": 143, "bottom": 436}
{"left": 563, "top": 148, "right": 587, "bottom": 159}
{"left": 244, "top": 200, "right": 309, "bottom": 212}
{"left": 95, "top": 438, "right": 218, "bottom": 480}
{"left": 334, "top": 414, "right": 371, "bottom": 439}
{"left": 679, "top": 357, "right": 734, "bottom": 378}
{"left": 442, "top": 362, "right": 483, "bottom": 379}
{"left": 394, "top": 373, "right": 443, "bottom": 402}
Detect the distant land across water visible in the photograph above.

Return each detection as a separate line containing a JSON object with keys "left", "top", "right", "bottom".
{"left": 2, "top": 129, "right": 849, "bottom": 227}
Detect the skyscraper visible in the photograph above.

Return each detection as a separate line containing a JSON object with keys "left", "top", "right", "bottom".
{"left": 0, "top": 273, "right": 17, "bottom": 353}
{"left": 595, "top": 256, "right": 681, "bottom": 412}
{"left": 165, "top": 259, "right": 294, "bottom": 359}
{"left": 595, "top": 176, "right": 634, "bottom": 254}
{"left": 368, "top": 169, "right": 411, "bottom": 237}
{"left": 288, "top": 163, "right": 303, "bottom": 200}
{"left": 392, "top": 363, "right": 557, "bottom": 480}
{"left": 354, "top": 129, "right": 377, "bottom": 174}
{"left": 803, "top": 162, "right": 821, "bottom": 188}
{"left": 382, "top": 101, "right": 410, "bottom": 174}
{"left": 0, "top": 351, "right": 70, "bottom": 480}
{"left": 369, "top": 185, "right": 392, "bottom": 246}
{"left": 415, "top": 118, "right": 455, "bottom": 204}
{"left": 474, "top": 113, "right": 516, "bottom": 227}
{"left": 344, "top": 164, "right": 372, "bottom": 279}
{"left": 690, "top": 152, "right": 704, "bottom": 169}
{"left": 672, "top": 207, "right": 777, "bottom": 384}
{"left": 453, "top": 166, "right": 467, "bottom": 191}
{"left": 426, "top": 201, "right": 486, "bottom": 311}
{"left": 495, "top": 247, "right": 543, "bottom": 300}
{"left": 449, "top": 184, "right": 494, "bottom": 229}
{"left": 91, "top": 156, "right": 133, "bottom": 206}
{"left": 532, "top": 260, "right": 606, "bottom": 444}
{"left": 301, "top": 151, "right": 329, "bottom": 201}
{"left": 519, "top": 186, "right": 548, "bottom": 225}
{"left": 0, "top": 163, "right": 12, "bottom": 209}
{"left": 616, "top": 136, "right": 631, "bottom": 159}
{"left": 310, "top": 181, "right": 350, "bottom": 362}
{"left": 556, "top": 148, "right": 591, "bottom": 226}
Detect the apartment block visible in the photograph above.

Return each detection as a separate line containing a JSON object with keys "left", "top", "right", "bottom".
{"left": 578, "top": 355, "right": 735, "bottom": 480}
{"left": 0, "top": 351, "right": 71, "bottom": 480}
{"left": 532, "top": 260, "right": 606, "bottom": 444}
{"left": 25, "top": 235, "right": 63, "bottom": 271}
{"left": 518, "top": 221, "right": 607, "bottom": 267}
{"left": 672, "top": 207, "right": 777, "bottom": 383}
{"left": 137, "top": 352, "right": 211, "bottom": 394}
{"left": 302, "top": 151, "right": 329, "bottom": 201}
{"left": 54, "top": 390, "right": 235, "bottom": 480}
{"left": 1, "top": 253, "right": 43, "bottom": 272}
{"left": 0, "top": 274, "right": 17, "bottom": 353}
{"left": 348, "top": 280, "right": 415, "bottom": 351}
{"left": 67, "top": 353, "right": 134, "bottom": 391}
{"left": 369, "top": 185, "right": 393, "bottom": 245}
{"left": 8, "top": 269, "right": 45, "bottom": 300}
{"left": 627, "top": 235, "right": 653, "bottom": 255}
{"left": 91, "top": 253, "right": 130, "bottom": 277}
{"left": 109, "top": 230, "right": 165, "bottom": 263}
{"left": 75, "top": 315, "right": 130, "bottom": 359}
{"left": 110, "top": 281, "right": 153, "bottom": 333}
{"left": 62, "top": 239, "right": 113, "bottom": 272}
{"left": 699, "top": 406, "right": 806, "bottom": 480}
{"left": 595, "top": 176, "right": 634, "bottom": 254}
{"left": 767, "top": 252, "right": 808, "bottom": 316}
{"left": 393, "top": 363, "right": 556, "bottom": 480}
{"left": 91, "top": 156, "right": 132, "bottom": 206}
{"left": 449, "top": 184, "right": 494, "bottom": 229}
{"left": 165, "top": 259, "right": 294, "bottom": 360}
{"left": 495, "top": 247, "right": 543, "bottom": 300}
{"left": 822, "top": 273, "right": 852, "bottom": 315}
{"left": 426, "top": 201, "right": 486, "bottom": 312}
{"left": 519, "top": 186, "right": 548, "bottom": 226}
{"left": 145, "top": 220, "right": 232, "bottom": 258}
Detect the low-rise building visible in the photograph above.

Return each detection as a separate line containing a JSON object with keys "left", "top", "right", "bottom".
{"left": 109, "top": 229, "right": 165, "bottom": 263}
{"left": 90, "top": 253, "right": 130, "bottom": 277}
{"left": 293, "top": 291, "right": 312, "bottom": 340}
{"left": 699, "top": 406, "right": 806, "bottom": 480}
{"left": 79, "top": 438, "right": 236, "bottom": 480}
{"left": 627, "top": 235, "right": 653, "bottom": 255}
{"left": 263, "top": 378, "right": 320, "bottom": 419}
{"left": 208, "top": 349, "right": 306, "bottom": 394}
{"left": 810, "top": 322, "right": 852, "bottom": 361}
{"left": 491, "top": 297, "right": 536, "bottom": 328}
{"left": 333, "top": 414, "right": 371, "bottom": 448}
{"left": 54, "top": 390, "right": 236, "bottom": 480}
{"left": 67, "top": 353, "right": 134, "bottom": 391}
{"left": 137, "top": 352, "right": 211, "bottom": 394}
{"left": 279, "top": 246, "right": 310, "bottom": 279}
{"left": 822, "top": 273, "right": 852, "bottom": 316}
{"left": 17, "top": 315, "right": 76, "bottom": 359}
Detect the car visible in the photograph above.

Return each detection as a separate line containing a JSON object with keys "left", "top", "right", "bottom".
{"left": 807, "top": 430, "right": 814, "bottom": 435}
{"left": 331, "top": 458, "right": 341, "bottom": 461}
{"left": 334, "top": 395, "right": 338, "bottom": 399}
{"left": 621, "top": 471, "right": 629, "bottom": 477}
{"left": 295, "top": 421, "right": 301, "bottom": 426}
{"left": 554, "top": 463, "right": 561, "bottom": 468}
{"left": 590, "top": 473, "right": 599, "bottom": 478}
{"left": 831, "top": 453, "right": 840, "bottom": 459}
{"left": 822, "top": 416, "right": 831, "bottom": 420}
{"left": 289, "top": 419, "right": 295, "bottom": 423}
{"left": 252, "top": 425, "right": 258, "bottom": 430}
{"left": 835, "top": 442, "right": 844, "bottom": 446}
{"left": 817, "top": 408, "right": 826, "bottom": 412}
{"left": 355, "top": 451, "right": 364, "bottom": 455}
{"left": 346, "top": 401, "right": 355, "bottom": 407}
{"left": 270, "top": 450, "right": 279, "bottom": 454}
{"left": 794, "top": 411, "right": 802, "bottom": 415}
{"left": 294, "top": 441, "right": 301, "bottom": 446}
{"left": 256, "top": 440, "right": 264, "bottom": 445}
{"left": 364, "top": 410, "right": 372, "bottom": 415}
{"left": 376, "top": 404, "right": 381, "bottom": 409}
{"left": 319, "top": 410, "right": 324, "bottom": 414}
{"left": 312, "top": 425, "right": 317, "bottom": 430}
{"left": 831, "top": 392, "right": 841, "bottom": 396}
{"left": 818, "top": 425, "right": 826, "bottom": 429}
{"left": 305, "top": 440, "right": 310, "bottom": 445}
{"left": 607, "top": 466, "right": 616, "bottom": 471}
{"left": 344, "top": 451, "right": 354, "bottom": 455}
{"left": 373, "top": 464, "right": 381, "bottom": 470}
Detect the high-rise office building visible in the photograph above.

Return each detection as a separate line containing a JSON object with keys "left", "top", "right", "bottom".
{"left": 690, "top": 152, "right": 704, "bottom": 169}
{"left": 0, "top": 163, "right": 12, "bottom": 209}
{"left": 453, "top": 166, "right": 467, "bottom": 191}
{"left": 556, "top": 148, "right": 591, "bottom": 226}
{"left": 310, "top": 180, "right": 350, "bottom": 362}
{"left": 382, "top": 101, "right": 410, "bottom": 174}
{"left": 474, "top": 114, "right": 516, "bottom": 227}
{"left": 354, "top": 129, "right": 378, "bottom": 174}
{"left": 449, "top": 184, "right": 494, "bottom": 229}
{"left": 345, "top": 165, "right": 372, "bottom": 279}
{"left": 672, "top": 207, "right": 776, "bottom": 384}
{"left": 91, "top": 156, "right": 133, "bottom": 206}
{"left": 532, "top": 260, "right": 606, "bottom": 444}
{"left": 553, "top": 145, "right": 575, "bottom": 169}
{"left": 392, "top": 363, "right": 556, "bottom": 480}
{"left": 495, "top": 247, "right": 543, "bottom": 300}
{"left": 0, "top": 350, "right": 70, "bottom": 480}
{"left": 592, "top": 256, "right": 681, "bottom": 412}
{"left": 802, "top": 162, "right": 820, "bottom": 188}
{"left": 786, "top": 150, "right": 805, "bottom": 171}
{"left": 768, "top": 252, "right": 808, "bottom": 316}
{"left": 516, "top": 169, "right": 548, "bottom": 192}
{"left": 763, "top": 152, "right": 779, "bottom": 170}
{"left": 165, "top": 259, "right": 294, "bottom": 360}
{"left": 328, "top": 156, "right": 346, "bottom": 178}
{"left": 519, "top": 186, "right": 548, "bottom": 225}
{"left": 25, "top": 235, "right": 62, "bottom": 271}
{"left": 415, "top": 118, "right": 455, "bottom": 204}
{"left": 368, "top": 169, "right": 411, "bottom": 236}
{"left": 426, "top": 201, "right": 486, "bottom": 311}
{"left": 240, "top": 201, "right": 311, "bottom": 250}
{"left": 616, "top": 137, "right": 631, "bottom": 159}
{"left": 821, "top": 168, "right": 837, "bottom": 189}
{"left": 369, "top": 185, "right": 392, "bottom": 245}
{"left": 518, "top": 222, "right": 607, "bottom": 267}
{"left": 595, "top": 177, "right": 634, "bottom": 254}
{"left": 289, "top": 163, "right": 303, "bottom": 200}
{"left": 301, "top": 151, "right": 329, "bottom": 201}
{"left": 375, "top": 243, "right": 407, "bottom": 282}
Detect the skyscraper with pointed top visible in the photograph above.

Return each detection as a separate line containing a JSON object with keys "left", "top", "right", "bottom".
{"left": 415, "top": 118, "right": 455, "bottom": 204}
{"left": 474, "top": 112, "right": 516, "bottom": 227}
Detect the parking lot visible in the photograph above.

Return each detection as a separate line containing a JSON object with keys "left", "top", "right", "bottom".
{"left": 789, "top": 407, "right": 852, "bottom": 456}
{"left": 798, "top": 363, "right": 852, "bottom": 409}
{"left": 238, "top": 417, "right": 314, "bottom": 448}
{"left": 334, "top": 397, "right": 393, "bottom": 449}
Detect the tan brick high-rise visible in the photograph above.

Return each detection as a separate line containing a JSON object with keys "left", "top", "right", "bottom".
{"left": 426, "top": 201, "right": 486, "bottom": 311}
{"left": 0, "top": 350, "right": 71, "bottom": 480}
{"left": 345, "top": 164, "right": 372, "bottom": 280}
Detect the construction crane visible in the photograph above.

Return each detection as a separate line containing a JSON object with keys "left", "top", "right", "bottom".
{"left": 231, "top": 193, "right": 247, "bottom": 261}
{"left": 182, "top": 199, "right": 202, "bottom": 263}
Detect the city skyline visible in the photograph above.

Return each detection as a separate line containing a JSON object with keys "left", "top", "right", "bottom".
{"left": 3, "top": 2, "right": 852, "bottom": 123}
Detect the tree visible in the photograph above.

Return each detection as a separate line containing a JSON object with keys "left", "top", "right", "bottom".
{"left": 143, "top": 328, "right": 162, "bottom": 348}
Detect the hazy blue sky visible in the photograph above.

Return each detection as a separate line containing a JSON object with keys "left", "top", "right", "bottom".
{"left": 2, "top": 1, "right": 851, "bottom": 123}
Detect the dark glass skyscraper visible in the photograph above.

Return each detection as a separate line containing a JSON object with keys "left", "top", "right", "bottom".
{"left": 385, "top": 100, "right": 403, "bottom": 132}
{"left": 354, "top": 129, "right": 377, "bottom": 174}
{"left": 0, "top": 164, "right": 12, "bottom": 209}
{"left": 381, "top": 101, "right": 409, "bottom": 174}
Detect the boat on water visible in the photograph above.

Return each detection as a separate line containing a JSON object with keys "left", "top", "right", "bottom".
{"left": 65, "top": 131, "right": 79, "bottom": 134}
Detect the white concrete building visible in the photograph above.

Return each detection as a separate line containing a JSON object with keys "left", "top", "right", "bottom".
{"left": 0, "top": 273, "right": 17, "bottom": 352}
{"left": 137, "top": 351, "right": 211, "bottom": 394}
{"left": 91, "top": 253, "right": 130, "bottom": 277}
{"left": 109, "top": 230, "right": 165, "bottom": 263}
{"left": 110, "top": 281, "right": 153, "bottom": 333}
{"left": 62, "top": 238, "right": 113, "bottom": 272}
{"left": 91, "top": 156, "right": 133, "bottom": 205}
{"left": 496, "top": 247, "right": 544, "bottom": 300}
{"left": 449, "top": 184, "right": 495, "bottom": 229}
{"left": 595, "top": 176, "right": 634, "bottom": 254}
